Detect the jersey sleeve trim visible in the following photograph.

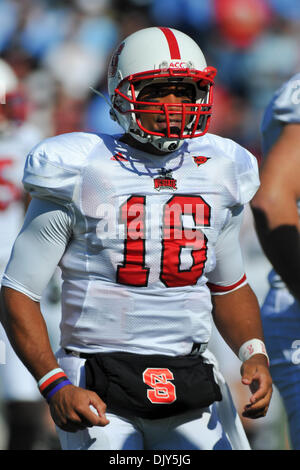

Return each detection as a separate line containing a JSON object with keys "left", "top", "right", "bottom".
{"left": 22, "top": 132, "right": 102, "bottom": 204}
{"left": 1, "top": 274, "right": 42, "bottom": 302}
{"left": 207, "top": 273, "right": 247, "bottom": 295}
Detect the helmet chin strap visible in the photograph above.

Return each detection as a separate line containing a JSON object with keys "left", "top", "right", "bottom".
{"left": 129, "top": 129, "right": 184, "bottom": 153}
{"left": 151, "top": 135, "right": 184, "bottom": 152}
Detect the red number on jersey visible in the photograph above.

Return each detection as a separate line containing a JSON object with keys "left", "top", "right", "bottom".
{"left": 116, "top": 195, "right": 150, "bottom": 286}
{"left": 160, "top": 195, "right": 210, "bottom": 287}
{"left": 116, "top": 195, "right": 211, "bottom": 287}
{"left": 143, "top": 368, "right": 176, "bottom": 404}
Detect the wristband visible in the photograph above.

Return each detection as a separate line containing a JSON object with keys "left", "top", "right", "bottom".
{"left": 238, "top": 339, "right": 269, "bottom": 365}
{"left": 38, "top": 368, "right": 72, "bottom": 403}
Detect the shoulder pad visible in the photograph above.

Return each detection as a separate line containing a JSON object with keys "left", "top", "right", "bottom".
{"left": 272, "top": 73, "right": 300, "bottom": 124}
{"left": 23, "top": 132, "right": 102, "bottom": 204}
{"left": 261, "top": 74, "right": 300, "bottom": 155}
{"left": 201, "top": 134, "right": 260, "bottom": 206}
{"left": 230, "top": 139, "right": 260, "bottom": 205}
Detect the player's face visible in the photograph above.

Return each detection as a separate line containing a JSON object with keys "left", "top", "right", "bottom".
{"left": 136, "top": 83, "right": 195, "bottom": 135}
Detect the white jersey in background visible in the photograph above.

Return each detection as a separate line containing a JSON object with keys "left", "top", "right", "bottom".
{"left": 0, "top": 122, "right": 43, "bottom": 405}
{"left": 3, "top": 131, "right": 259, "bottom": 356}
{"left": 0, "top": 122, "right": 43, "bottom": 270}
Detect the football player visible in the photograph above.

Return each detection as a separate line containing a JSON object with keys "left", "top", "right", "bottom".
{"left": 251, "top": 73, "right": 300, "bottom": 449}
{"left": 0, "top": 27, "right": 272, "bottom": 450}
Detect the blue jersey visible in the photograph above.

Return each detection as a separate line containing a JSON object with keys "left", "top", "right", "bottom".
{"left": 261, "top": 73, "right": 300, "bottom": 289}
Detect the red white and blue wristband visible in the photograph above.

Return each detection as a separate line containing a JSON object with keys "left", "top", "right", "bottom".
{"left": 38, "top": 368, "right": 72, "bottom": 403}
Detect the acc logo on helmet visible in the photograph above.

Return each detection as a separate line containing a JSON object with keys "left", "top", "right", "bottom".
{"left": 169, "top": 61, "right": 188, "bottom": 69}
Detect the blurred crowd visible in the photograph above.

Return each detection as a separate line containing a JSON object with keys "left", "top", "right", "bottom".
{"left": 0, "top": 0, "right": 299, "bottom": 451}
{"left": 0, "top": 0, "right": 299, "bottom": 151}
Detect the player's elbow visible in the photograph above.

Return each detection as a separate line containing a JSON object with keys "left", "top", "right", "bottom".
{"left": 250, "top": 190, "right": 275, "bottom": 216}
{"left": 1, "top": 286, "right": 35, "bottom": 327}
{"left": 250, "top": 188, "right": 282, "bottom": 238}
{"left": 250, "top": 200, "right": 268, "bottom": 231}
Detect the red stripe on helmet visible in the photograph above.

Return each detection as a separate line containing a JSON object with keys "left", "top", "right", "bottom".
{"left": 159, "top": 27, "right": 181, "bottom": 59}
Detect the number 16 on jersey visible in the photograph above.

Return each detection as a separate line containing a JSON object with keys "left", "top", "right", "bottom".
{"left": 116, "top": 194, "right": 211, "bottom": 288}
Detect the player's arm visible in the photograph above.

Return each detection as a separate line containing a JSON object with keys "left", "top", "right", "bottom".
{"left": 207, "top": 207, "right": 272, "bottom": 419}
{"left": 0, "top": 198, "right": 109, "bottom": 431}
{"left": 211, "top": 285, "right": 272, "bottom": 418}
{"left": 251, "top": 123, "right": 300, "bottom": 302}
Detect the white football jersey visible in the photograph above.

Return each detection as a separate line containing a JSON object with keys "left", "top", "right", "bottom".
{"left": 7, "top": 131, "right": 259, "bottom": 355}
{"left": 261, "top": 73, "right": 300, "bottom": 288}
{"left": 261, "top": 73, "right": 300, "bottom": 156}
{"left": 0, "top": 122, "right": 42, "bottom": 271}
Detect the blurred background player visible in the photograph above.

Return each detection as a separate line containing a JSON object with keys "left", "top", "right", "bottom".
{"left": 0, "top": 58, "right": 60, "bottom": 449}
{"left": 251, "top": 73, "right": 300, "bottom": 450}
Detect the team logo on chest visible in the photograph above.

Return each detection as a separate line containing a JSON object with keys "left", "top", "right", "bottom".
{"left": 154, "top": 168, "right": 177, "bottom": 191}
{"left": 193, "top": 156, "right": 210, "bottom": 167}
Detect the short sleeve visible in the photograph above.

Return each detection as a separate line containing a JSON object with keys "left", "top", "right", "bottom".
{"left": 261, "top": 74, "right": 300, "bottom": 155}
{"left": 272, "top": 73, "right": 300, "bottom": 124}
{"left": 206, "top": 206, "right": 247, "bottom": 295}
{"left": 22, "top": 132, "right": 101, "bottom": 205}
{"left": 232, "top": 143, "right": 260, "bottom": 205}
{"left": 2, "top": 198, "right": 73, "bottom": 301}
{"left": 205, "top": 134, "right": 260, "bottom": 207}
